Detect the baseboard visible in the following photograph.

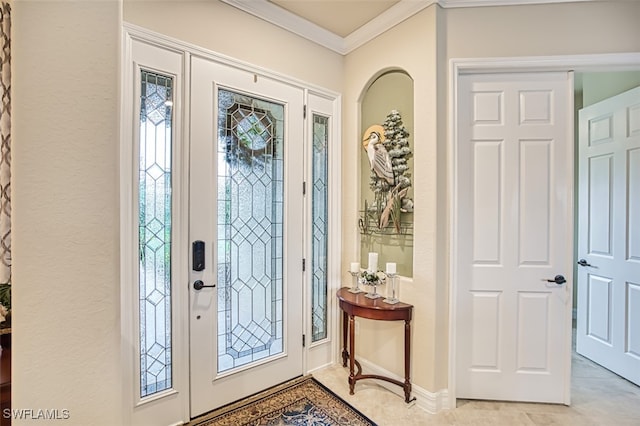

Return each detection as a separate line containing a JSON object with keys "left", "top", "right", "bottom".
{"left": 307, "top": 361, "right": 334, "bottom": 375}
{"left": 356, "top": 358, "right": 449, "bottom": 414}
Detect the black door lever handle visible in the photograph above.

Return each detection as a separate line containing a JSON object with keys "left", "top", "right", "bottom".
{"left": 193, "top": 280, "right": 216, "bottom": 290}
{"left": 544, "top": 275, "right": 566, "bottom": 285}
{"left": 577, "top": 259, "right": 593, "bottom": 267}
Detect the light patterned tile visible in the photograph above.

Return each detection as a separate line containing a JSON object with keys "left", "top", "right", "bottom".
{"left": 449, "top": 410, "right": 535, "bottom": 425}
{"left": 455, "top": 399, "right": 501, "bottom": 411}
{"left": 526, "top": 412, "right": 599, "bottom": 425}
{"left": 495, "top": 401, "right": 571, "bottom": 415}
{"left": 313, "top": 346, "right": 640, "bottom": 426}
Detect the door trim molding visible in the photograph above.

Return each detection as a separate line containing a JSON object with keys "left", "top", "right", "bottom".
{"left": 448, "top": 52, "right": 640, "bottom": 410}
{"left": 123, "top": 23, "right": 341, "bottom": 99}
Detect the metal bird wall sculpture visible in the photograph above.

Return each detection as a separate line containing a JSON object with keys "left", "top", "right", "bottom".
{"left": 364, "top": 130, "right": 394, "bottom": 185}
{"left": 360, "top": 117, "right": 413, "bottom": 235}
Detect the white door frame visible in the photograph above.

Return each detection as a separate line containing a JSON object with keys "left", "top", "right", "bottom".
{"left": 448, "top": 52, "right": 640, "bottom": 409}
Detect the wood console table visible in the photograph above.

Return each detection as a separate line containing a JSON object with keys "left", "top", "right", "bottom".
{"left": 336, "top": 287, "right": 415, "bottom": 403}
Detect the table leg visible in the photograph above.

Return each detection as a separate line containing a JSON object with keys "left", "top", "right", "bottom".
{"left": 348, "top": 314, "right": 356, "bottom": 395}
{"left": 404, "top": 319, "right": 412, "bottom": 403}
{"left": 341, "top": 310, "right": 348, "bottom": 367}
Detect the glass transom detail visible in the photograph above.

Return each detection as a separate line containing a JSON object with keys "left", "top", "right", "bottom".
{"left": 217, "top": 89, "right": 285, "bottom": 373}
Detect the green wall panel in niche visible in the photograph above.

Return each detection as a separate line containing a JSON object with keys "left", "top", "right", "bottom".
{"left": 360, "top": 70, "right": 414, "bottom": 277}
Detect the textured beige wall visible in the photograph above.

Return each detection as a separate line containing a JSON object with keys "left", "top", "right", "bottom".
{"left": 12, "top": 1, "right": 122, "bottom": 424}
{"left": 343, "top": 4, "right": 442, "bottom": 392}
{"left": 446, "top": 1, "right": 640, "bottom": 58}
{"left": 123, "top": 0, "right": 343, "bottom": 93}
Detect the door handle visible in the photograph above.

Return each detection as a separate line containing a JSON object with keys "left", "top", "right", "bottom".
{"left": 543, "top": 275, "right": 566, "bottom": 285}
{"left": 577, "top": 259, "right": 593, "bottom": 267}
{"left": 193, "top": 280, "right": 216, "bottom": 290}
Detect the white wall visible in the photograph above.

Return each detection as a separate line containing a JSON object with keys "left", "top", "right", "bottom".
{"left": 12, "top": 1, "right": 122, "bottom": 424}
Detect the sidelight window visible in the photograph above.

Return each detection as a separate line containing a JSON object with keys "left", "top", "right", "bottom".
{"left": 138, "top": 70, "right": 173, "bottom": 398}
{"left": 311, "top": 114, "right": 329, "bottom": 342}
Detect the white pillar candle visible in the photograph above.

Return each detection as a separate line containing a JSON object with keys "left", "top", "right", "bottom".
{"left": 368, "top": 252, "right": 378, "bottom": 272}
{"left": 350, "top": 262, "right": 360, "bottom": 273}
{"left": 386, "top": 262, "right": 396, "bottom": 274}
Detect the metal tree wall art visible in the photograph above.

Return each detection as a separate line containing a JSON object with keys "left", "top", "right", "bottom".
{"left": 360, "top": 110, "right": 413, "bottom": 234}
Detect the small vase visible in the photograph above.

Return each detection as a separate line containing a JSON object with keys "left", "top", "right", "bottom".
{"left": 365, "top": 282, "right": 382, "bottom": 299}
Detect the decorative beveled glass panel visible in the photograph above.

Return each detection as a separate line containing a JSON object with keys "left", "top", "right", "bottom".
{"left": 312, "top": 115, "right": 329, "bottom": 342}
{"left": 138, "top": 70, "right": 173, "bottom": 397}
{"left": 217, "top": 89, "right": 285, "bottom": 372}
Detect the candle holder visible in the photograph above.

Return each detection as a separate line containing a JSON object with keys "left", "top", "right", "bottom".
{"left": 348, "top": 270, "right": 364, "bottom": 293}
{"left": 383, "top": 273, "right": 399, "bottom": 304}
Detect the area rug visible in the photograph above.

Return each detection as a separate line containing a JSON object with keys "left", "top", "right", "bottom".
{"left": 191, "top": 375, "right": 377, "bottom": 426}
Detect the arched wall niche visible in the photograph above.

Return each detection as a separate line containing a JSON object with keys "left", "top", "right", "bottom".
{"left": 358, "top": 68, "right": 414, "bottom": 277}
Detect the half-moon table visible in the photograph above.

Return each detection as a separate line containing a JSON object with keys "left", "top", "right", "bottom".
{"left": 336, "top": 287, "right": 415, "bottom": 403}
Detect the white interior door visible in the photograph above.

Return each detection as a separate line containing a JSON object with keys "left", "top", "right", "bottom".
{"left": 189, "top": 56, "right": 304, "bottom": 417}
{"left": 576, "top": 86, "right": 640, "bottom": 386}
{"left": 455, "top": 72, "right": 573, "bottom": 403}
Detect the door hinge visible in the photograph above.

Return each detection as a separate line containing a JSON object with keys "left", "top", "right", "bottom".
{"left": 303, "top": 181, "right": 306, "bottom": 195}
{"left": 302, "top": 258, "right": 306, "bottom": 271}
{"left": 303, "top": 105, "right": 307, "bottom": 119}
{"left": 302, "top": 334, "right": 306, "bottom": 347}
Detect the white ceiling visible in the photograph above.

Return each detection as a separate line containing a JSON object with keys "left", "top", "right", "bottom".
{"left": 221, "top": 0, "right": 592, "bottom": 55}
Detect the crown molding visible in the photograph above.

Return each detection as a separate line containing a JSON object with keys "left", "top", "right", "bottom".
{"left": 344, "top": 0, "right": 437, "bottom": 54}
{"left": 221, "top": 0, "right": 346, "bottom": 53}
{"left": 222, "top": 0, "right": 594, "bottom": 56}
{"left": 439, "top": 0, "right": 592, "bottom": 7}
{"left": 222, "top": 0, "right": 438, "bottom": 55}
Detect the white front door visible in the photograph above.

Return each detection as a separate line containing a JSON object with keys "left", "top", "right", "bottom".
{"left": 455, "top": 72, "right": 573, "bottom": 403}
{"left": 576, "top": 86, "right": 640, "bottom": 386}
{"left": 189, "top": 56, "right": 304, "bottom": 417}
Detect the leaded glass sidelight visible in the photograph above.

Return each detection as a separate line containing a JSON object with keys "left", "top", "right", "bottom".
{"left": 217, "top": 89, "right": 285, "bottom": 373}
{"left": 311, "top": 115, "right": 329, "bottom": 342}
{"left": 138, "top": 70, "right": 173, "bottom": 398}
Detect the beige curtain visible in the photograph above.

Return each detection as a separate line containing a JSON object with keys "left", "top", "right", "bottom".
{"left": 0, "top": 2, "right": 10, "bottom": 284}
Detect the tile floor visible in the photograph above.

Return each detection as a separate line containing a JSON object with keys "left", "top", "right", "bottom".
{"left": 313, "top": 348, "right": 640, "bottom": 425}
